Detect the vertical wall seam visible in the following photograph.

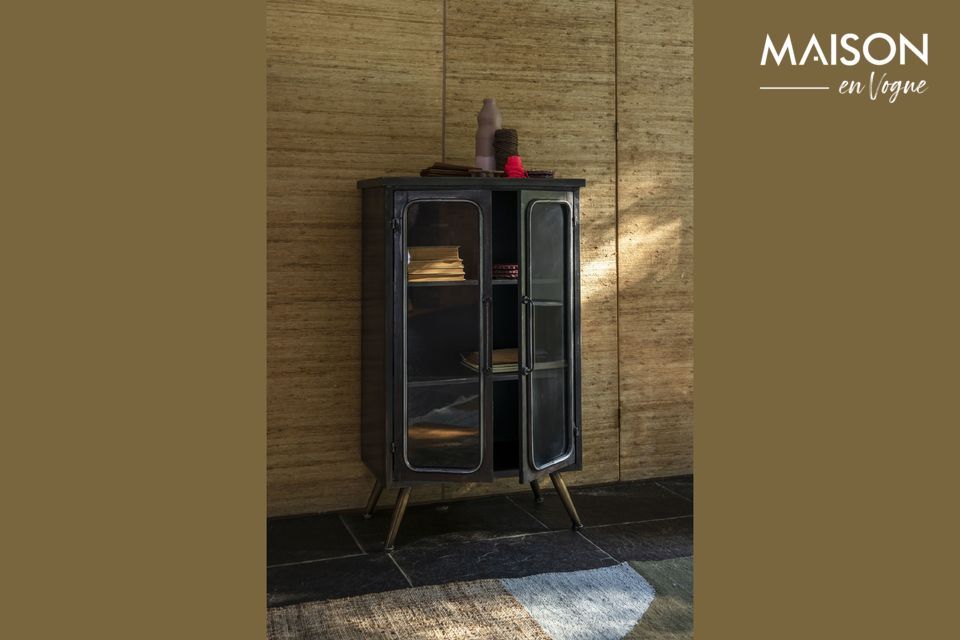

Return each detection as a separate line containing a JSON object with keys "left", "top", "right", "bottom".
{"left": 613, "top": 0, "right": 622, "bottom": 482}
{"left": 440, "top": 0, "right": 447, "bottom": 500}
{"left": 441, "top": 0, "right": 447, "bottom": 162}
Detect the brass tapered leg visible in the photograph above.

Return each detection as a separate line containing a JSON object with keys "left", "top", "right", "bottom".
{"left": 530, "top": 479, "right": 544, "bottom": 504}
{"left": 384, "top": 487, "right": 411, "bottom": 551}
{"left": 549, "top": 472, "right": 583, "bottom": 530}
{"left": 363, "top": 479, "right": 384, "bottom": 519}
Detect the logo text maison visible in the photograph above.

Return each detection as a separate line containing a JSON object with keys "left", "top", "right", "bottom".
{"left": 761, "top": 33, "right": 928, "bottom": 66}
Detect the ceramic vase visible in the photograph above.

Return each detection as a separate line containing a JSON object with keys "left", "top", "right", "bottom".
{"left": 474, "top": 98, "right": 501, "bottom": 171}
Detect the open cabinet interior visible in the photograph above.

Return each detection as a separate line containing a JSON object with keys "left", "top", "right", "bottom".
{"left": 491, "top": 191, "right": 521, "bottom": 476}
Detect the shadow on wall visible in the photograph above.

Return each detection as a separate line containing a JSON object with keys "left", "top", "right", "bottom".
{"left": 616, "top": 194, "right": 694, "bottom": 479}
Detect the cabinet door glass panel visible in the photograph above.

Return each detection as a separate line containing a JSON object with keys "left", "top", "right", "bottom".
{"left": 404, "top": 200, "right": 483, "bottom": 472}
{"left": 529, "top": 368, "right": 567, "bottom": 465}
{"left": 532, "top": 304, "right": 564, "bottom": 363}
{"left": 407, "top": 383, "right": 480, "bottom": 469}
{"left": 526, "top": 200, "right": 572, "bottom": 470}
{"left": 529, "top": 203, "right": 566, "bottom": 303}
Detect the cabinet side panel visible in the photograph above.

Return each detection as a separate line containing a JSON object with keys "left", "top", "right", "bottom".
{"left": 361, "top": 188, "right": 387, "bottom": 481}
{"left": 572, "top": 189, "right": 584, "bottom": 471}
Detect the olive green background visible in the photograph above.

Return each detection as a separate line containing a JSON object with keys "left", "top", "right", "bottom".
{"left": 3, "top": 1, "right": 959, "bottom": 638}
{"left": 2, "top": 1, "right": 265, "bottom": 638}
{"left": 697, "top": 1, "right": 959, "bottom": 637}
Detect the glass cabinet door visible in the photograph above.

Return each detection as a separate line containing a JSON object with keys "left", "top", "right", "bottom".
{"left": 520, "top": 192, "right": 576, "bottom": 480}
{"left": 395, "top": 192, "right": 492, "bottom": 480}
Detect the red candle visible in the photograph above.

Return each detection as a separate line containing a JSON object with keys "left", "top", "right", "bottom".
{"left": 504, "top": 155, "right": 527, "bottom": 178}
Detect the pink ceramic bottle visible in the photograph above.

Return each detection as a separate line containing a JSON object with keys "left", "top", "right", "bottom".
{"left": 474, "top": 98, "right": 501, "bottom": 171}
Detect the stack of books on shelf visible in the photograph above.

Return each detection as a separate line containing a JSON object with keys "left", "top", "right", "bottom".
{"left": 460, "top": 348, "right": 518, "bottom": 374}
{"left": 493, "top": 263, "right": 519, "bottom": 280}
{"left": 408, "top": 246, "right": 465, "bottom": 282}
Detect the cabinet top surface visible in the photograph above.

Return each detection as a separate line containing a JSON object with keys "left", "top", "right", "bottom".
{"left": 357, "top": 176, "right": 586, "bottom": 190}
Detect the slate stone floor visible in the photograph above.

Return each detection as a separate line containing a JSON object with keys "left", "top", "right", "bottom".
{"left": 267, "top": 475, "right": 693, "bottom": 607}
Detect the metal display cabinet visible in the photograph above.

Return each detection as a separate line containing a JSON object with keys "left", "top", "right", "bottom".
{"left": 358, "top": 177, "right": 585, "bottom": 550}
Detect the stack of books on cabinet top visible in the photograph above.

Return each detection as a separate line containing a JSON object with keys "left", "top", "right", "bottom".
{"left": 460, "top": 348, "right": 518, "bottom": 374}
{"left": 407, "top": 246, "right": 465, "bottom": 282}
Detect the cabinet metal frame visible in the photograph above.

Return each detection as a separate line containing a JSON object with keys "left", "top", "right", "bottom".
{"left": 519, "top": 191, "right": 580, "bottom": 482}
{"left": 391, "top": 189, "right": 495, "bottom": 484}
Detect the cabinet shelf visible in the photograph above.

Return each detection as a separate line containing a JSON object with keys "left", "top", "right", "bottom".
{"left": 408, "top": 375, "right": 478, "bottom": 388}
{"left": 407, "top": 357, "right": 479, "bottom": 387}
{"left": 531, "top": 360, "right": 567, "bottom": 371}
{"left": 407, "top": 362, "right": 565, "bottom": 388}
{"left": 407, "top": 279, "right": 479, "bottom": 287}
{"left": 407, "top": 278, "right": 518, "bottom": 286}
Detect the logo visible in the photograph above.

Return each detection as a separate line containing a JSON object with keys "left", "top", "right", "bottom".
{"left": 759, "top": 33, "right": 928, "bottom": 103}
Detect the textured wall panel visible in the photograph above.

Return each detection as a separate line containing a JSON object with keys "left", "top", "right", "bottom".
{"left": 267, "top": 0, "right": 694, "bottom": 515}
{"left": 267, "top": 0, "right": 444, "bottom": 516}
{"left": 442, "top": 0, "right": 619, "bottom": 500}
{"left": 617, "top": 0, "right": 694, "bottom": 480}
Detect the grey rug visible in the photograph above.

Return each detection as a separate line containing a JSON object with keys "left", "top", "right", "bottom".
{"left": 268, "top": 559, "right": 693, "bottom": 639}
